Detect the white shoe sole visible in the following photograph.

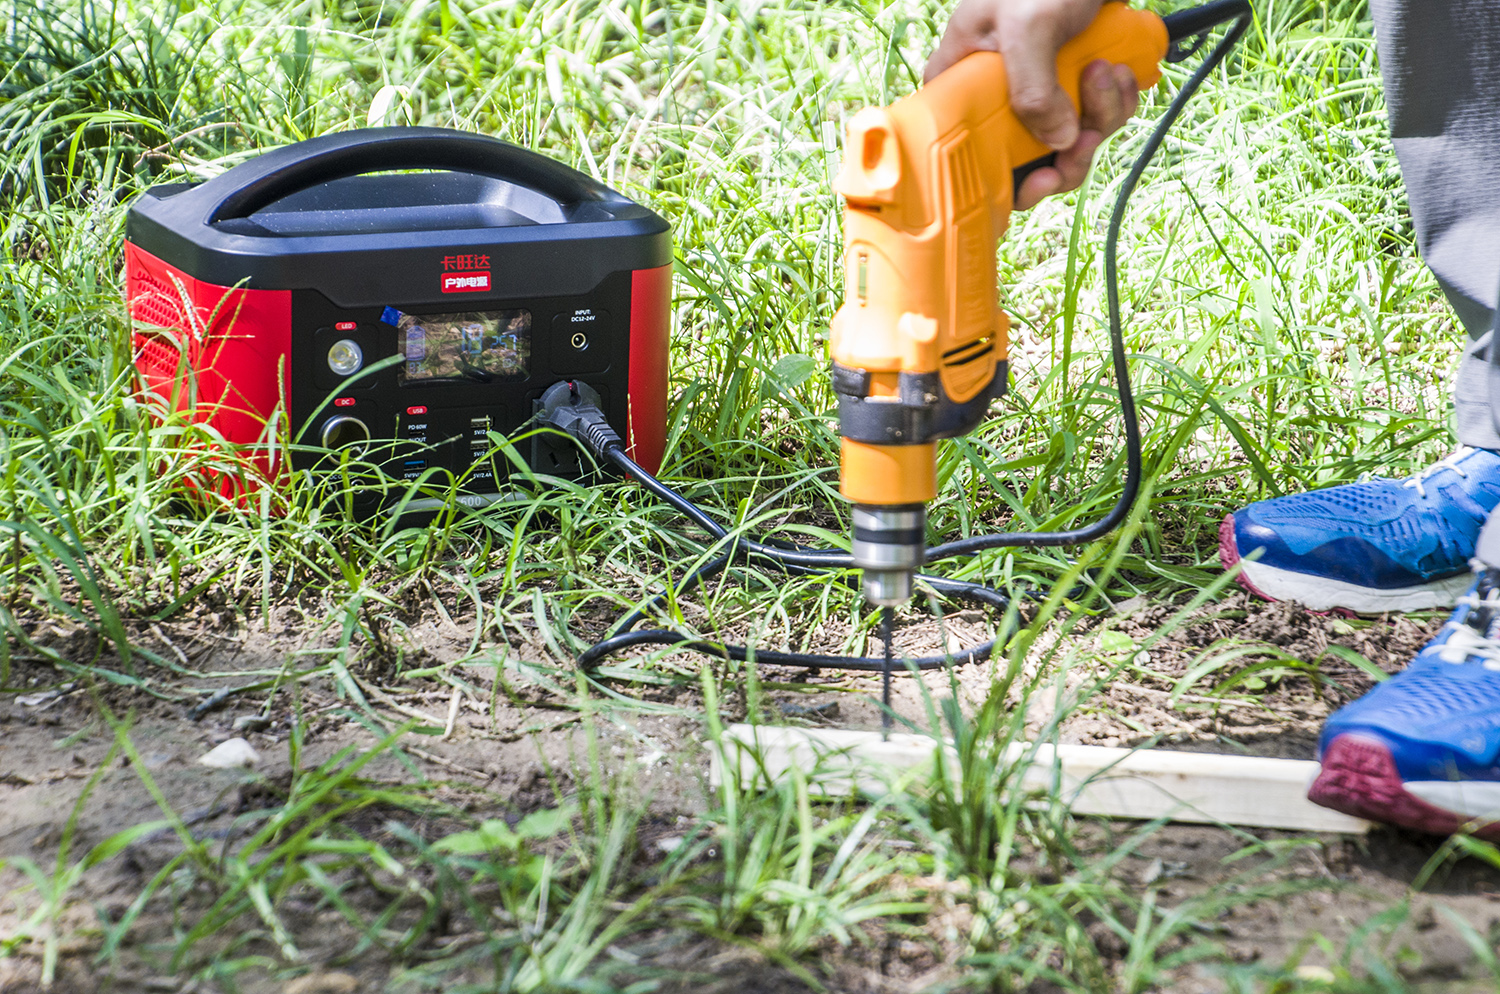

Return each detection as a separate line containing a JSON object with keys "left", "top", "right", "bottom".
{"left": 1405, "top": 780, "right": 1500, "bottom": 821}
{"left": 1238, "top": 560, "right": 1472, "bottom": 614}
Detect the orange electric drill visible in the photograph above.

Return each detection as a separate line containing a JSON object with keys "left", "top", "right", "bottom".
{"left": 831, "top": 1, "right": 1236, "bottom": 607}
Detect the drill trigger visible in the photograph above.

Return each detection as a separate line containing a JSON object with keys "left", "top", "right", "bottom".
{"left": 1011, "top": 153, "right": 1058, "bottom": 201}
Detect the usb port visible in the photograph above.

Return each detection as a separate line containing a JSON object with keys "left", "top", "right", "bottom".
{"left": 470, "top": 415, "right": 492, "bottom": 432}
{"left": 470, "top": 443, "right": 489, "bottom": 462}
{"left": 401, "top": 458, "right": 427, "bottom": 479}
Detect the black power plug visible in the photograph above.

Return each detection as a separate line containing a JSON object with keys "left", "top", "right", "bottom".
{"left": 533, "top": 380, "right": 623, "bottom": 462}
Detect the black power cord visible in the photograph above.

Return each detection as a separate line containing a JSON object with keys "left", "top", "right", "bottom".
{"left": 550, "top": 3, "right": 1251, "bottom": 675}
{"left": 930, "top": 2, "right": 1250, "bottom": 561}
{"left": 577, "top": 446, "right": 1012, "bottom": 671}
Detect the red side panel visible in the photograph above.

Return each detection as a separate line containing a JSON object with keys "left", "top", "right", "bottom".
{"left": 125, "top": 242, "right": 292, "bottom": 496}
{"left": 626, "top": 264, "right": 671, "bottom": 473}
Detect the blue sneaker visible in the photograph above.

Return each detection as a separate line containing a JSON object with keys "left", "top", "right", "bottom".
{"left": 1308, "top": 576, "right": 1500, "bottom": 839}
{"left": 1220, "top": 448, "right": 1500, "bottom": 613}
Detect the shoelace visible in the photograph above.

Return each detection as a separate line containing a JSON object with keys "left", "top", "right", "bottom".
{"left": 1401, "top": 447, "right": 1474, "bottom": 499}
{"left": 1438, "top": 584, "right": 1500, "bottom": 669}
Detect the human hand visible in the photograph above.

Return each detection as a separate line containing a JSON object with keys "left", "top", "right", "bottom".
{"left": 925, "top": 0, "right": 1142, "bottom": 209}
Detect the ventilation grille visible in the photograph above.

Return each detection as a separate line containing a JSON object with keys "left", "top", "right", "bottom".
{"left": 945, "top": 138, "right": 982, "bottom": 217}
{"left": 131, "top": 294, "right": 185, "bottom": 333}
{"left": 135, "top": 334, "right": 185, "bottom": 382}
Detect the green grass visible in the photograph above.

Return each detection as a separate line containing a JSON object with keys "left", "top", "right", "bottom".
{"left": 2, "top": 0, "right": 1496, "bottom": 990}
{"left": 0, "top": 0, "right": 1451, "bottom": 662}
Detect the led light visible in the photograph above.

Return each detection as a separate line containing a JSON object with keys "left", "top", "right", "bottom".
{"left": 327, "top": 339, "right": 364, "bottom": 376}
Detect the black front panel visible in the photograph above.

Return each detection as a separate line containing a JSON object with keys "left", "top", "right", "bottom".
{"left": 288, "top": 269, "right": 633, "bottom": 499}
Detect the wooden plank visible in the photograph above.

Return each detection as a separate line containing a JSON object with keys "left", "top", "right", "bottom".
{"left": 709, "top": 723, "right": 1370, "bottom": 835}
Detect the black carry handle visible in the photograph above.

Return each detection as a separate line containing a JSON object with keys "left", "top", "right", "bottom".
{"left": 206, "top": 127, "right": 621, "bottom": 224}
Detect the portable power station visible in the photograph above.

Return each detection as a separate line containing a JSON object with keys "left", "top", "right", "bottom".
{"left": 124, "top": 127, "right": 672, "bottom": 512}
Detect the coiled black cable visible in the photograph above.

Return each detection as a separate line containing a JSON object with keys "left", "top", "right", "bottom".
{"left": 578, "top": 447, "right": 1012, "bottom": 670}
{"left": 573, "top": 6, "right": 1251, "bottom": 672}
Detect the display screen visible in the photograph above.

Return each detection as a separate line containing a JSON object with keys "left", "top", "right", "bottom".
{"left": 392, "top": 309, "right": 531, "bottom": 385}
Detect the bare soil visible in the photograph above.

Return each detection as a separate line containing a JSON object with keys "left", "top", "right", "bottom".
{"left": 3, "top": 591, "right": 1498, "bottom": 992}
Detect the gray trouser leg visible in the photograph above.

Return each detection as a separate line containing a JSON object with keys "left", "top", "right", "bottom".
{"left": 1370, "top": 1, "right": 1500, "bottom": 451}
{"left": 1452, "top": 271, "right": 1500, "bottom": 450}
{"left": 1453, "top": 334, "right": 1500, "bottom": 450}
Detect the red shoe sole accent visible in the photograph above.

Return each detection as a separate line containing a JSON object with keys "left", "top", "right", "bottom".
{"left": 1219, "top": 513, "right": 1279, "bottom": 603}
{"left": 1309, "top": 735, "right": 1500, "bottom": 840}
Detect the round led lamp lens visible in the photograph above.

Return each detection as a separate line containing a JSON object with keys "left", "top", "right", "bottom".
{"left": 327, "top": 339, "right": 363, "bottom": 376}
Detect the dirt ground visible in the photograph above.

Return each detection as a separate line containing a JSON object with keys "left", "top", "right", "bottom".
{"left": 4, "top": 591, "right": 1499, "bottom": 992}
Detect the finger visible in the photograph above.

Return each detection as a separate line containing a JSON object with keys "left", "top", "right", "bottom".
{"left": 1015, "top": 165, "right": 1063, "bottom": 211}
{"left": 1096, "top": 63, "right": 1140, "bottom": 132}
{"left": 1115, "top": 63, "right": 1141, "bottom": 119}
{"left": 924, "top": 31, "right": 972, "bottom": 82}
{"left": 1077, "top": 60, "right": 1125, "bottom": 135}
{"left": 1045, "top": 129, "right": 1105, "bottom": 198}
{"left": 924, "top": 3, "right": 996, "bottom": 83}
{"left": 1003, "top": 34, "right": 1079, "bottom": 150}
{"left": 924, "top": 39, "right": 958, "bottom": 82}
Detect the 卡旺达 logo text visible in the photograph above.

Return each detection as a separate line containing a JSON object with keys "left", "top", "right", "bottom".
{"left": 441, "top": 253, "right": 491, "bottom": 293}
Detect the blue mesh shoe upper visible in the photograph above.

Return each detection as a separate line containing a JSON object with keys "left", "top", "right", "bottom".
{"left": 1320, "top": 579, "right": 1500, "bottom": 782}
{"left": 1233, "top": 448, "right": 1500, "bottom": 589}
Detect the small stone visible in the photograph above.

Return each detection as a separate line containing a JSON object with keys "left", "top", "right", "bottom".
{"left": 232, "top": 715, "right": 270, "bottom": 733}
{"left": 285, "top": 972, "right": 359, "bottom": 994}
{"left": 197, "top": 737, "right": 260, "bottom": 769}
{"left": 1293, "top": 966, "right": 1336, "bottom": 982}
{"left": 778, "top": 700, "right": 840, "bottom": 720}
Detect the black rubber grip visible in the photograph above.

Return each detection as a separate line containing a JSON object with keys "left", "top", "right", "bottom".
{"left": 853, "top": 526, "right": 926, "bottom": 546}
{"left": 1163, "top": 0, "right": 1252, "bottom": 43}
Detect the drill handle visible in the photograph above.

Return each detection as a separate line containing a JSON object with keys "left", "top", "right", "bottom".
{"left": 838, "top": 3, "right": 1168, "bottom": 224}
{"left": 940, "top": 3, "right": 1167, "bottom": 214}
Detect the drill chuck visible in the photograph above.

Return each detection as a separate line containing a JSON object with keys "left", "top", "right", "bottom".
{"left": 852, "top": 504, "right": 925, "bottom": 606}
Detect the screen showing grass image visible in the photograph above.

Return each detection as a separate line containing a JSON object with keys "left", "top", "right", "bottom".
{"left": 396, "top": 309, "right": 530, "bottom": 385}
